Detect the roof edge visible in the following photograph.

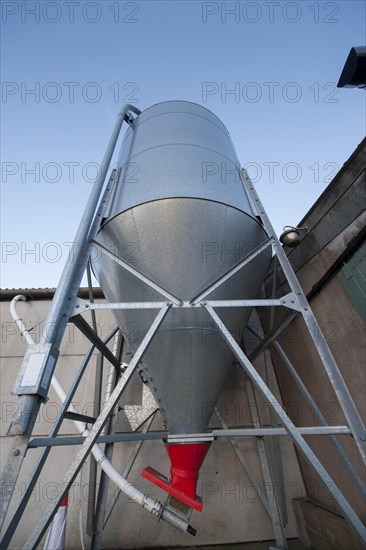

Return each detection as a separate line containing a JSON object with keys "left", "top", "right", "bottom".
{"left": 0, "top": 287, "right": 105, "bottom": 302}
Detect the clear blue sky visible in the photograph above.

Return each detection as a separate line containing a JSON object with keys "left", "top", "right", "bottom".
{"left": 1, "top": 0, "right": 365, "bottom": 288}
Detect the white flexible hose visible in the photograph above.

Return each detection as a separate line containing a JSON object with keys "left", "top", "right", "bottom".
{"left": 10, "top": 296, "right": 162, "bottom": 517}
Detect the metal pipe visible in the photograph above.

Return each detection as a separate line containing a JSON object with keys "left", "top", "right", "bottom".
{"left": 10, "top": 297, "right": 70, "bottom": 550}
{"left": 86, "top": 353, "right": 103, "bottom": 537}
{"left": 42, "top": 104, "right": 141, "bottom": 348}
{"left": 10, "top": 295, "right": 34, "bottom": 346}
{"left": 26, "top": 425, "right": 354, "bottom": 449}
{"left": 7, "top": 106, "right": 140, "bottom": 441}
{"left": 103, "top": 412, "right": 157, "bottom": 529}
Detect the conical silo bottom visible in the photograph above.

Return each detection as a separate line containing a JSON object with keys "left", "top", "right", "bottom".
{"left": 92, "top": 198, "right": 272, "bottom": 509}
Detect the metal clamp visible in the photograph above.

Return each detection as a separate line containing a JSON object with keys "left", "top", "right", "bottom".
{"left": 167, "top": 434, "right": 214, "bottom": 444}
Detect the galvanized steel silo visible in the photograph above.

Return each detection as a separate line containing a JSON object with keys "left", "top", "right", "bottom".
{"left": 92, "top": 101, "right": 271, "bottom": 509}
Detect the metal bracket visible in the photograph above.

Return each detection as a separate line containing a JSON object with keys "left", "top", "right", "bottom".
{"left": 165, "top": 495, "right": 193, "bottom": 522}
{"left": 276, "top": 292, "right": 301, "bottom": 311}
{"left": 203, "top": 293, "right": 301, "bottom": 311}
{"left": 72, "top": 297, "right": 92, "bottom": 316}
{"left": 12, "top": 343, "right": 59, "bottom": 399}
{"left": 71, "top": 293, "right": 301, "bottom": 315}
{"left": 167, "top": 434, "right": 215, "bottom": 444}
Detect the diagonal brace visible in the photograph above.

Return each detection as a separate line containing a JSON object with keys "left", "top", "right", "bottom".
{"left": 241, "top": 171, "right": 366, "bottom": 465}
{"left": 191, "top": 237, "right": 273, "bottom": 305}
{"left": 204, "top": 303, "right": 366, "bottom": 546}
{"left": 71, "top": 315, "right": 121, "bottom": 370}
{"left": 22, "top": 304, "right": 170, "bottom": 550}
{"left": 91, "top": 240, "right": 182, "bottom": 306}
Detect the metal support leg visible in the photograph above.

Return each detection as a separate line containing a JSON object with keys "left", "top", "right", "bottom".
{"left": 22, "top": 304, "right": 170, "bottom": 550}
{"left": 0, "top": 435, "right": 30, "bottom": 531}
{"left": 214, "top": 407, "right": 273, "bottom": 519}
{"left": 86, "top": 354, "right": 104, "bottom": 537}
{"left": 273, "top": 340, "right": 366, "bottom": 500}
{"left": 71, "top": 314, "right": 120, "bottom": 370}
{"left": 244, "top": 380, "right": 287, "bottom": 550}
{"left": 241, "top": 170, "right": 366, "bottom": 464}
{"left": 205, "top": 304, "right": 366, "bottom": 546}
{"left": 250, "top": 311, "right": 297, "bottom": 362}
{"left": 103, "top": 412, "right": 157, "bottom": 530}
{"left": 7, "top": 106, "right": 139, "bottom": 439}
{"left": 85, "top": 261, "right": 105, "bottom": 535}
{"left": 262, "top": 349, "right": 288, "bottom": 528}
{"left": 90, "top": 427, "right": 115, "bottom": 550}
{"left": 90, "top": 334, "right": 121, "bottom": 550}
{"left": 248, "top": 312, "right": 366, "bottom": 501}
{"left": 264, "top": 268, "right": 288, "bottom": 528}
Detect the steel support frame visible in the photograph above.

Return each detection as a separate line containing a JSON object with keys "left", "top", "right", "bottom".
{"left": 246, "top": 325, "right": 366, "bottom": 501}
{"left": 244, "top": 380, "right": 287, "bottom": 550}
{"left": 102, "top": 412, "right": 157, "bottom": 532}
{"left": 70, "top": 210, "right": 366, "bottom": 545}
{"left": 0, "top": 328, "right": 119, "bottom": 548}
{"left": 272, "top": 340, "right": 366, "bottom": 500}
{"left": 205, "top": 304, "right": 366, "bottom": 544}
{"left": 3, "top": 292, "right": 365, "bottom": 547}
{"left": 24, "top": 425, "right": 353, "bottom": 449}
{"left": 30, "top": 215, "right": 366, "bottom": 545}
{"left": 21, "top": 304, "right": 170, "bottom": 550}
{"left": 0, "top": 104, "right": 141, "bottom": 541}
{"left": 1, "top": 147, "right": 365, "bottom": 549}
{"left": 240, "top": 168, "right": 366, "bottom": 464}
{"left": 3, "top": 245, "right": 365, "bottom": 549}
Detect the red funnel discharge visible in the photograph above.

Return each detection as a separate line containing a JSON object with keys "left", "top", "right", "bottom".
{"left": 166, "top": 442, "right": 211, "bottom": 500}
{"left": 142, "top": 442, "right": 211, "bottom": 511}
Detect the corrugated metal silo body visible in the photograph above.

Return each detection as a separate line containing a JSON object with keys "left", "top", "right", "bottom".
{"left": 92, "top": 101, "right": 271, "bottom": 508}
